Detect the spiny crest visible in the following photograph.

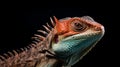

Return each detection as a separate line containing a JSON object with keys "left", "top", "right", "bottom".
{"left": 31, "top": 16, "right": 57, "bottom": 45}
{"left": 7, "top": 51, "right": 14, "bottom": 57}
{"left": 3, "top": 53, "right": 9, "bottom": 58}
{"left": 0, "top": 50, "right": 18, "bottom": 61}
{"left": 0, "top": 55, "right": 6, "bottom": 60}
{"left": 0, "top": 16, "right": 57, "bottom": 61}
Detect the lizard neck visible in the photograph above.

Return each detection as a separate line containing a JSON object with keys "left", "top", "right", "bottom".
{"left": 36, "top": 58, "right": 59, "bottom": 67}
{"left": 0, "top": 44, "right": 60, "bottom": 67}
{"left": 0, "top": 29, "right": 63, "bottom": 67}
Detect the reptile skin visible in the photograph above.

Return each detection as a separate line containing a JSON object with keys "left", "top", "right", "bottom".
{"left": 0, "top": 16, "right": 105, "bottom": 67}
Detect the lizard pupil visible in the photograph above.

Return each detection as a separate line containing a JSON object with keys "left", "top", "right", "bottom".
{"left": 74, "top": 22, "right": 83, "bottom": 29}
{"left": 71, "top": 20, "right": 86, "bottom": 32}
{"left": 74, "top": 21, "right": 84, "bottom": 31}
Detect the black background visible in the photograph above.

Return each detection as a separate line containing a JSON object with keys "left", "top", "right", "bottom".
{"left": 0, "top": 3, "right": 118, "bottom": 67}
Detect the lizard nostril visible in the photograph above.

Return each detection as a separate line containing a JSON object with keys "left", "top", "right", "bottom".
{"left": 94, "top": 26, "right": 102, "bottom": 31}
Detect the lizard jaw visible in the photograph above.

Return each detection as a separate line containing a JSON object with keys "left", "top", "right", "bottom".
{"left": 51, "top": 29, "right": 104, "bottom": 56}
{"left": 53, "top": 31, "right": 103, "bottom": 45}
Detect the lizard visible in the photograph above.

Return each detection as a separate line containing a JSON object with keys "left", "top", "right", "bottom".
{"left": 0, "top": 16, "right": 105, "bottom": 67}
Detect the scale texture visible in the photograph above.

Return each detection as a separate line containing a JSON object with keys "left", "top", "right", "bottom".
{"left": 0, "top": 16, "right": 105, "bottom": 67}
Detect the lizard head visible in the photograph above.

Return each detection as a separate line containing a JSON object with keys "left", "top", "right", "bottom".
{"left": 51, "top": 16, "right": 105, "bottom": 66}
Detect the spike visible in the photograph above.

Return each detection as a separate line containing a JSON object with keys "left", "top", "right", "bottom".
{"left": 43, "top": 25, "right": 51, "bottom": 32}
{"left": 29, "top": 45, "right": 35, "bottom": 49}
{"left": 29, "top": 44, "right": 33, "bottom": 48}
{"left": 3, "top": 53, "right": 9, "bottom": 58}
{"left": 27, "top": 46, "right": 31, "bottom": 49}
{"left": 16, "top": 49, "right": 21, "bottom": 53}
{"left": 37, "top": 30, "right": 48, "bottom": 35}
{"left": 31, "top": 44, "right": 36, "bottom": 48}
{"left": 53, "top": 16, "right": 59, "bottom": 24}
{"left": 32, "top": 41, "right": 38, "bottom": 45}
{"left": 45, "top": 51, "right": 55, "bottom": 57}
{"left": 46, "top": 23, "right": 52, "bottom": 29}
{"left": 31, "top": 37, "right": 38, "bottom": 39}
{"left": 7, "top": 51, "right": 14, "bottom": 56}
{"left": 12, "top": 50, "right": 18, "bottom": 55}
{"left": 35, "top": 38, "right": 41, "bottom": 42}
{"left": 50, "top": 17, "right": 55, "bottom": 26}
{"left": 24, "top": 47, "right": 28, "bottom": 51}
{"left": 28, "top": 45, "right": 32, "bottom": 48}
{"left": 32, "top": 35, "right": 44, "bottom": 42}
{"left": 20, "top": 48, "right": 24, "bottom": 51}
{"left": 34, "top": 34, "right": 45, "bottom": 40}
{"left": 0, "top": 55, "right": 6, "bottom": 60}
{"left": 32, "top": 36, "right": 41, "bottom": 42}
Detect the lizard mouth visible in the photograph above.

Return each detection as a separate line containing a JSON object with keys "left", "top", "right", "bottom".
{"left": 53, "top": 31, "right": 103, "bottom": 44}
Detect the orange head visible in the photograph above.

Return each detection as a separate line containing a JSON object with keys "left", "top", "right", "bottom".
{"left": 51, "top": 16, "right": 105, "bottom": 66}
{"left": 53, "top": 16, "right": 104, "bottom": 43}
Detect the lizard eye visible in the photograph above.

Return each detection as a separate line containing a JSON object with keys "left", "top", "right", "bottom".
{"left": 71, "top": 20, "right": 86, "bottom": 31}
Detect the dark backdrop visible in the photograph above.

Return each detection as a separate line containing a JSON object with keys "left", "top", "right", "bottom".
{"left": 0, "top": 6, "right": 118, "bottom": 67}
